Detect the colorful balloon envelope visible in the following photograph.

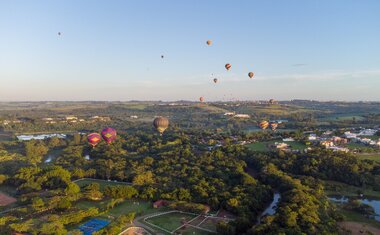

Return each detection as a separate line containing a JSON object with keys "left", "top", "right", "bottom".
{"left": 101, "top": 127, "right": 117, "bottom": 144}
{"left": 206, "top": 40, "right": 212, "bottom": 46}
{"left": 259, "top": 121, "right": 269, "bottom": 130}
{"left": 225, "top": 63, "right": 231, "bottom": 71}
{"left": 270, "top": 122, "right": 278, "bottom": 131}
{"left": 153, "top": 117, "right": 169, "bottom": 135}
{"left": 248, "top": 72, "right": 254, "bottom": 79}
{"left": 87, "top": 133, "right": 101, "bottom": 147}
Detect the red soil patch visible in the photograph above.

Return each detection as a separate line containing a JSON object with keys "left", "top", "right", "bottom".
{"left": 0, "top": 192, "right": 17, "bottom": 206}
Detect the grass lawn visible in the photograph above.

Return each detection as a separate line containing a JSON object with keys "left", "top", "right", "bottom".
{"left": 286, "top": 141, "right": 306, "bottom": 150}
{"left": 75, "top": 178, "right": 131, "bottom": 190}
{"left": 333, "top": 204, "right": 380, "bottom": 229}
{"left": 355, "top": 153, "right": 380, "bottom": 162}
{"left": 323, "top": 180, "right": 380, "bottom": 199}
{"left": 145, "top": 212, "right": 197, "bottom": 232}
{"left": 181, "top": 227, "right": 215, "bottom": 235}
{"left": 246, "top": 142, "right": 268, "bottom": 152}
{"left": 247, "top": 140, "right": 305, "bottom": 152}
{"left": 198, "top": 218, "right": 223, "bottom": 231}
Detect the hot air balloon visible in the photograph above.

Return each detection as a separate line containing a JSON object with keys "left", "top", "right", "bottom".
{"left": 270, "top": 122, "right": 278, "bottom": 131}
{"left": 225, "top": 64, "right": 231, "bottom": 71}
{"left": 206, "top": 40, "right": 212, "bottom": 46}
{"left": 161, "top": 55, "right": 164, "bottom": 59}
{"left": 199, "top": 96, "right": 204, "bottom": 102}
{"left": 248, "top": 72, "right": 254, "bottom": 79}
{"left": 259, "top": 121, "right": 269, "bottom": 130}
{"left": 101, "top": 127, "right": 117, "bottom": 144}
{"left": 153, "top": 117, "right": 169, "bottom": 135}
{"left": 58, "top": 32, "right": 62, "bottom": 36}
{"left": 213, "top": 78, "right": 218, "bottom": 83}
{"left": 269, "top": 99, "right": 275, "bottom": 105}
{"left": 87, "top": 133, "right": 101, "bottom": 147}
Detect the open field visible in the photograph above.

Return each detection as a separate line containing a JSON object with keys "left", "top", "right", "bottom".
{"left": 145, "top": 212, "right": 197, "bottom": 232}
{"left": 324, "top": 180, "right": 380, "bottom": 199}
{"left": 246, "top": 140, "right": 306, "bottom": 152}
{"left": 335, "top": 206, "right": 380, "bottom": 229}
{"left": 180, "top": 226, "right": 215, "bottom": 235}
{"left": 339, "top": 221, "right": 380, "bottom": 235}
{"left": 355, "top": 153, "right": 380, "bottom": 162}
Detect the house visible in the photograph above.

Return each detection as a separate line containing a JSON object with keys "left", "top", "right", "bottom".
{"left": 153, "top": 200, "right": 168, "bottom": 208}
{"left": 328, "top": 146, "right": 349, "bottom": 153}
{"left": 358, "top": 129, "right": 377, "bottom": 136}
{"left": 274, "top": 142, "right": 288, "bottom": 149}
{"left": 283, "top": 137, "right": 295, "bottom": 142}
{"left": 332, "top": 136, "right": 348, "bottom": 145}
{"left": 308, "top": 134, "right": 317, "bottom": 141}
{"left": 234, "top": 114, "right": 250, "bottom": 118}
{"left": 130, "top": 115, "right": 138, "bottom": 119}
{"left": 320, "top": 140, "right": 334, "bottom": 148}
{"left": 65, "top": 116, "right": 78, "bottom": 121}
{"left": 224, "top": 112, "right": 235, "bottom": 116}
{"left": 344, "top": 131, "right": 357, "bottom": 139}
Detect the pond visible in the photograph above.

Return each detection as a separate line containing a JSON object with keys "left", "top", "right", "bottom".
{"left": 257, "top": 192, "right": 281, "bottom": 224}
{"left": 329, "top": 196, "right": 380, "bottom": 221}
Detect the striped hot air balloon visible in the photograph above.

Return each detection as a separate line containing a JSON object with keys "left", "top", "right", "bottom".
{"left": 153, "top": 117, "right": 169, "bottom": 135}
{"left": 270, "top": 122, "right": 278, "bottom": 131}
{"left": 101, "top": 127, "right": 117, "bottom": 144}
{"left": 248, "top": 72, "right": 254, "bottom": 79}
{"left": 259, "top": 121, "right": 269, "bottom": 130}
{"left": 87, "top": 133, "right": 101, "bottom": 147}
{"left": 225, "top": 63, "right": 231, "bottom": 71}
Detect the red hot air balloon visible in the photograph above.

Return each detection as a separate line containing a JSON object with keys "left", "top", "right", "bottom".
{"left": 199, "top": 96, "right": 204, "bottom": 102}
{"left": 225, "top": 63, "right": 231, "bottom": 71}
{"left": 101, "top": 127, "right": 117, "bottom": 144}
{"left": 87, "top": 133, "right": 101, "bottom": 147}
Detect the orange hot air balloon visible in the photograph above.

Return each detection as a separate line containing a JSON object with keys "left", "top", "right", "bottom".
{"left": 248, "top": 72, "right": 254, "bottom": 79}
{"left": 199, "top": 96, "right": 204, "bottom": 102}
{"left": 225, "top": 63, "right": 231, "bottom": 71}
{"left": 87, "top": 133, "right": 101, "bottom": 147}
{"left": 270, "top": 122, "right": 278, "bottom": 131}
{"left": 259, "top": 121, "right": 269, "bottom": 130}
{"left": 213, "top": 78, "right": 218, "bottom": 83}
{"left": 101, "top": 127, "right": 117, "bottom": 144}
{"left": 206, "top": 40, "right": 212, "bottom": 46}
{"left": 153, "top": 117, "right": 169, "bottom": 135}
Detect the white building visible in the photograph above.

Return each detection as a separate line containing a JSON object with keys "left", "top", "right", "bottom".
{"left": 308, "top": 134, "right": 317, "bottom": 141}
{"left": 234, "top": 114, "right": 250, "bottom": 118}
{"left": 358, "top": 129, "right": 377, "bottom": 136}
{"left": 344, "top": 131, "right": 357, "bottom": 139}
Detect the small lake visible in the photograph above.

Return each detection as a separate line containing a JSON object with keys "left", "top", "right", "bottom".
{"left": 257, "top": 192, "right": 281, "bottom": 224}
{"left": 329, "top": 196, "right": 380, "bottom": 221}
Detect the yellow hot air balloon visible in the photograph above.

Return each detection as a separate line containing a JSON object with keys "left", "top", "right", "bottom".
{"left": 259, "top": 121, "right": 269, "bottom": 130}
{"left": 153, "top": 117, "right": 169, "bottom": 135}
{"left": 248, "top": 72, "right": 254, "bottom": 79}
{"left": 206, "top": 40, "right": 212, "bottom": 46}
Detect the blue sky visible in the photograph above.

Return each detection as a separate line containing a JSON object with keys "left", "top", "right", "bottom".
{"left": 0, "top": 0, "right": 379, "bottom": 101}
